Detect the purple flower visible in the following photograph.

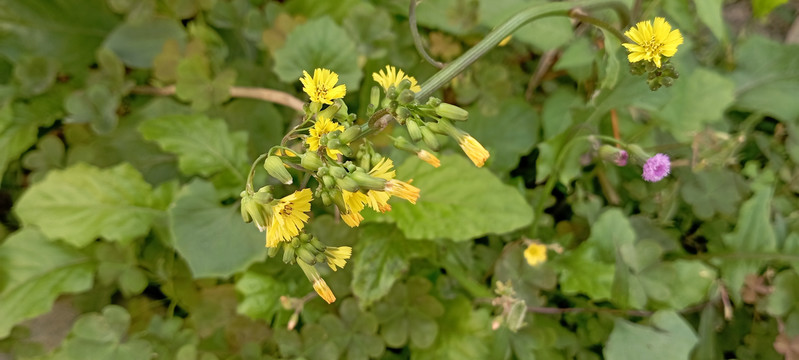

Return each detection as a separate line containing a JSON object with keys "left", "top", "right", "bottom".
{"left": 642, "top": 153, "right": 671, "bottom": 182}
{"left": 615, "top": 150, "right": 628, "bottom": 167}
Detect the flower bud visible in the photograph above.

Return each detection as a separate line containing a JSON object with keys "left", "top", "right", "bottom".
{"left": 425, "top": 121, "right": 445, "bottom": 134}
{"left": 598, "top": 145, "right": 628, "bottom": 167}
{"left": 267, "top": 245, "right": 280, "bottom": 258}
{"left": 310, "top": 236, "right": 327, "bottom": 252}
{"left": 626, "top": 144, "right": 650, "bottom": 162}
{"left": 322, "top": 175, "right": 336, "bottom": 188}
{"left": 308, "top": 101, "right": 322, "bottom": 114}
{"left": 506, "top": 300, "right": 528, "bottom": 332}
{"left": 398, "top": 89, "right": 416, "bottom": 104}
{"left": 264, "top": 156, "right": 293, "bottom": 184}
{"left": 396, "top": 106, "right": 411, "bottom": 123}
{"left": 435, "top": 103, "right": 469, "bottom": 121}
{"left": 349, "top": 170, "right": 387, "bottom": 190}
{"left": 421, "top": 126, "right": 440, "bottom": 151}
{"left": 321, "top": 190, "right": 333, "bottom": 206}
{"left": 240, "top": 194, "right": 252, "bottom": 223}
{"left": 397, "top": 78, "right": 412, "bottom": 93}
{"left": 328, "top": 166, "right": 347, "bottom": 179}
{"left": 301, "top": 152, "right": 324, "bottom": 171}
{"left": 407, "top": 119, "right": 422, "bottom": 142}
{"left": 359, "top": 152, "right": 371, "bottom": 170}
{"left": 393, "top": 136, "right": 420, "bottom": 153}
{"left": 339, "top": 125, "right": 361, "bottom": 144}
{"left": 318, "top": 100, "right": 341, "bottom": 119}
{"left": 335, "top": 176, "right": 360, "bottom": 192}
{"left": 426, "top": 97, "right": 442, "bottom": 107}
{"left": 370, "top": 86, "right": 381, "bottom": 108}
{"left": 297, "top": 246, "right": 317, "bottom": 265}
{"left": 386, "top": 85, "right": 398, "bottom": 100}
{"left": 282, "top": 245, "right": 296, "bottom": 264}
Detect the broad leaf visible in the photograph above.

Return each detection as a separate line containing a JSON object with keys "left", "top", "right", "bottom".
{"left": 389, "top": 155, "right": 533, "bottom": 241}
{"left": 14, "top": 163, "right": 158, "bottom": 247}
{"left": 680, "top": 168, "right": 743, "bottom": 220}
{"left": 659, "top": 68, "right": 735, "bottom": 141}
{"left": 605, "top": 311, "right": 698, "bottom": 360}
{"left": 103, "top": 18, "right": 187, "bottom": 69}
{"left": 0, "top": 95, "right": 63, "bottom": 182}
{"left": 64, "top": 84, "right": 120, "bottom": 134}
{"left": 175, "top": 55, "right": 236, "bottom": 111}
{"left": 731, "top": 36, "right": 799, "bottom": 122}
{"left": 0, "top": 228, "right": 94, "bottom": 338}
{"left": 410, "top": 296, "right": 490, "bottom": 360}
{"left": 374, "top": 277, "right": 444, "bottom": 349}
{"left": 235, "top": 271, "right": 287, "bottom": 322}
{"left": 169, "top": 180, "right": 266, "bottom": 278}
{"left": 351, "top": 224, "right": 435, "bottom": 307}
{"left": 53, "top": 305, "right": 152, "bottom": 360}
{"left": 273, "top": 16, "right": 361, "bottom": 91}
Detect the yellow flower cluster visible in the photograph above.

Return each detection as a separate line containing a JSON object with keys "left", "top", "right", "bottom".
{"left": 341, "top": 158, "right": 420, "bottom": 227}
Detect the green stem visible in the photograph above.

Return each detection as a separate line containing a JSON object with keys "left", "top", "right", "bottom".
{"left": 569, "top": 11, "right": 626, "bottom": 42}
{"left": 246, "top": 153, "right": 267, "bottom": 194}
{"left": 416, "top": 0, "right": 629, "bottom": 100}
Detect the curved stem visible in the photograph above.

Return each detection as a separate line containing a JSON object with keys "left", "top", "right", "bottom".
{"left": 416, "top": 0, "right": 629, "bottom": 100}
{"left": 409, "top": 0, "right": 445, "bottom": 69}
{"left": 246, "top": 153, "right": 267, "bottom": 194}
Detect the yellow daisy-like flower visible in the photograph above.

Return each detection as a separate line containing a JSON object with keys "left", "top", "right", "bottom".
{"left": 458, "top": 135, "right": 490, "bottom": 168}
{"left": 324, "top": 246, "right": 352, "bottom": 271}
{"left": 266, "top": 189, "right": 313, "bottom": 247}
{"left": 523, "top": 243, "right": 547, "bottom": 267}
{"left": 300, "top": 68, "right": 347, "bottom": 105}
{"left": 366, "top": 158, "right": 420, "bottom": 209}
{"left": 417, "top": 150, "right": 441, "bottom": 168}
{"left": 373, "top": 65, "right": 422, "bottom": 93}
{"left": 306, "top": 116, "right": 345, "bottom": 159}
{"left": 341, "top": 190, "right": 368, "bottom": 227}
{"left": 622, "top": 17, "right": 683, "bottom": 68}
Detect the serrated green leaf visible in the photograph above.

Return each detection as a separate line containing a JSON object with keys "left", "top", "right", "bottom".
{"left": 14, "top": 163, "right": 158, "bottom": 247}
{"left": 0, "top": 228, "right": 94, "bottom": 338}
{"left": 169, "top": 180, "right": 266, "bottom": 278}
{"left": 556, "top": 244, "right": 614, "bottom": 301}
{"left": 458, "top": 98, "right": 539, "bottom": 173}
{"left": 64, "top": 84, "right": 120, "bottom": 134}
{"left": 410, "top": 296, "right": 490, "bottom": 360}
{"left": 235, "top": 271, "right": 287, "bottom": 322}
{"left": 351, "top": 224, "right": 435, "bottom": 307}
{"left": 659, "top": 68, "right": 735, "bottom": 141}
{"left": 732, "top": 36, "right": 799, "bottom": 122}
{"left": 56, "top": 305, "right": 152, "bottom": 360}
{"left": 605, "top": 311, "right": 698, "bottom": 360}
{"left": 21, "top": 134, "right": 65, "bottom": 183}
{"left": 388, "top": 155, "right": 533, "bottom": 241}
{"left": 12, "top": 56, "right": 59, "bottom": 97}
{"left": 175, "top": 56, "right": 236, "bottom": 111}
{"left": 0, "top": 96, "right": 63, "bottom": 182}
{"left": 318, "top": 298, "right": 384, "bottom": 360}
{"left": 103, "top": 18, "right": 187, "bottom": 68}
{"left": 586, "top": 209, "right": 637, "bottom": 263}
{"left": 273, "top": 16, "right": 361, "bottom": 91}
{"left": 680, "top": 169, "right": 743, "bottom": 220}
{"left": 719, "top": 186, "right": 777, "bottom": 304}
{"left": 138, "top": 114, "right": 248, "bottom": 184}
{"left": 764, "top": 269, "right": 799, "bottom": 317}
{"left": 374, "top": 277, "right": 444, "bottom": 349}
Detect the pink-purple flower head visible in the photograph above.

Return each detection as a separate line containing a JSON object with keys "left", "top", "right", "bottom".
{"left": 642, "top": 153, "right": 671, "bottom": 182}
{"left": 615, "top": 150, "right": 628, "bottom": 167}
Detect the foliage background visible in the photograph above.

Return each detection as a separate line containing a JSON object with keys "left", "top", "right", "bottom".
{"left": 1, "top": 0, "right": 799, "bottom": 359}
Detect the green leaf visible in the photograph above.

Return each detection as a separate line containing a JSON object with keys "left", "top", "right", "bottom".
{"left": 459, "top": 98, "right": 539, "bottom": 173}
{"left": 585, "top": 209, "right": 637, "bottom": 263}
{"left": 64, "top": 84, "right": 121, "bottom": 134}
{"left": 732, "top": 36, "right": 799, "bottom": 122}
{"left": 751, "top": 0, "right": 788, "bottom": 17}
{"left": 764, "top": 269, "right": 799, "bottom": 317}
{"left": 374, "top": 277, "right": 444, "bottom": 349}
{"left": 493, "top": 242, "right": 557, "bottom": 306}
{"left": 477, "top": 0, "right": 573, "bottom": 51}
{"left": 694, "top": 0, "right": 727, "bottom": 41}
{"left": 317, "top": 298, "right": 385, "bottom": 360}
{"left": 540, "top": 87, "right": 579, "bottom": 139}
{"left": 12, "top": 56, "right": 59, "bottom": 97}
{"left": 0, "top": 95, "right": 63, "bottom": 181}
{"left": 138, "top": 114, "right": 248, "bottom": 184}
{"left": 175, "top": 55, "right": 236, "bottom": 111}
{"left": 351, "top": 224, "right": 435, "bottom": 307}
{"left": 556, "top": 244, "right": 615, "bottom": 301}
{"left": 0, "top": 228, "right": 94, "bottom": 338}
{"left": 21, "top": 134, "right": 65, "bottom": 183}
{"left": 54, "top": 305, "right": 152, "bottom": 360}
{"left": 605, "top": 311, "right": 698, "bottom": 360}
{"left": 14, "top": 163, "right": 158, "bottom": 247}
{"left": 719, "top": 186, "right": 777, "bottom": 303}
{"left": 219, "top": 99, "right": 284, "bottom": 157}
{"left": 169, "top": 180, "right": 266, "bottom": 278}
{"left": 103, "top": 18, "right": 187, "bottom": 68}
{"left": 659, "top": 68, "right": 735, "bottom": 141}
{"left": 273, "top": 16, "right": 361, "bottom": 91}
{"left": 235, "top": 271, "right": 287, "bottom": 322}
{"left": 410, "top": 296, "right": 490, "bottom": 360}
{"left": 388, "top": 155, "right": 533, "bottom": 241}
{"left": 680, "top": 169, "right": 743, "bottom": 220}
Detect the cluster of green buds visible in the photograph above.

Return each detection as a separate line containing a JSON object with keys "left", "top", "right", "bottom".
{"left": 629, "top": 59, "right": 679, "bottom": 91}
{"left": 241, "top": 66, "right": 491, "bottom": 303}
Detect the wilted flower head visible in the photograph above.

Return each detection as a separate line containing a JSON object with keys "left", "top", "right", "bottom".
{"left": 622, "top": 17, "right": 683, "bottom": 68}
{"left": 642, "top": 153, "right": 671, "bottom": 182}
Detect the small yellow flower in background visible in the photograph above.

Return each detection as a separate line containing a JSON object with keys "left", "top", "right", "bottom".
{"left": 341, "top": 190, "right": 368, "bottom": 227}
{"left": 266, "top": 189, "right": 313, "bottom": 247}
{"left": 622, "top": 17, "right": 683, "bottom": 68}
{"left": 373, "top": 65, "right": 422, "bottom": 93}
{"left": 307, "top": 116, "right": 345, "bottom": 158}
{"left": 324, "top": 246, "right": 352, "bottom": 271}
{"left": 300, "top": 68, "right": 347, "bottom": 105}
{"left": 524, "top": 243, "right": 547, "bottom": 267}
{"left": 498, "top": 35, "right": 512, "bottom": 47}
{"left": 458, "top": 135, "right": 490, "bottom": 167}
{"left": 417, "top": 150, "right": 441, "bottom": 168}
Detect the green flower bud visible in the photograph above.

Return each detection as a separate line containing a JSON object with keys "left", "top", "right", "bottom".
{"left": 327, "top": 138, "right": 342, "bottom": 150}
{"left": 291, "top": 237, "right": 301, "bottom": 248}
{"left": 660, "top": 77, "right": 674, "bottom": 87}
{"left": 240, "top": 194, "right": 252, "bottom": 223}
{"left": 331, "top": 190, "right": 347, "bottom": 213}
{"left": 315, "top": 253, "right": 327, "bottom": 264}
{"left": 425, "top": 121, "right": 445, "bottom": 134}
{"left": 397, "top": 78, "right": 412, "bottom": 93}
{"left": 321, "top": 190, "right": 333, "bottom": 206}
{"left": 322, "top": 175, "right": 336, "bottom": 188}
{"left": 626, "top": 144, "right": 650, "bottom": 162}
{"left": 318, "top": 100, "right": 341, "bottom": 119}
{"left": 506, "top": 300, "right": 528, "bottom": 332}
{"left": 396, "top": 106, "right": 411, "bottom": 123}
{"left": 407, "top": 119, "right": 422, "bottom": 142}
{"left": 349, "top": 170, "right": 387, "bottom": 190}
{"left": 339, "top": 125, "right": 361, "bottom": 144}
{"left": 344, "top": 161, "right": 357, "bottom": 172}
{"left": 308, "top": 101, "right": 322, "bottom": 114}
{"left": 335, "top": 176, "right": 360, "bottom": 192}
{"left": 328, "top": 166, "right": 347, "bottom": 179}
{"left": 426, "top": 97, "right": 442, "bottom": 107}
{"left": 359, "top": 152, "right": 371, "bottom": 170}
{"left": 310, "top": 236, "right": 327, "bottom": 252}
{"left": 436, "top": 103, "right": 469, "bottom": 121}
{"left": 264, "top": 156, "right": 293, "bottom": 185}
{"left": 421, "top": 126, "right": 440, "bottom": 151}
{"left": 387, "top": 85, "right": 398, "bottom": 100}
{"left": 282, "top": 245, "right": 296, "bottom": 264}
{"left": 393, "top": 136, "right": 420, "bottom": 153}
{"left": 398, "top": 89, "right": 416, "bottom": 104}
{"left": 370, "top": 86, "right": 381, "bottom": 108}
{"left": 301, "top": 152, "right": 324, "bottom": 171}
{"left": 267, "top": 245, "right": 280, "bottom": 258}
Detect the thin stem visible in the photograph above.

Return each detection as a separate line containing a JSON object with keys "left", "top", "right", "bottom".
{"left": 246, "top": 153, "right": 267, "bottom": 194}
{"left": 409, "top": 0, "right": 445, "bottom": 69}
{"left": 416, "top": 0, "right": 629, "bottom": 100}
{"left": 568, "top": 10, "right": 627, "bottom": 43}
{"left": 131, "top": 85, "right": 305, "bottom": 112}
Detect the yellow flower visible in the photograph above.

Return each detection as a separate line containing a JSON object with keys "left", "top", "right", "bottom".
{"left": 367, "top": 158, "right": 420, "bottom": 209}
{"left": 341, "top": 190, "right": 368, "bottom": 227}
{"left": 306, "top": 116, "right": 345, "bottom": 159}
{"left": 458, "top": 135, "right": 490, "bottom": 167}
{"left": 622, "top": 17, "right": 683, "bottom": 68}
{"left": 523, "top": 243, "right": 547, "bottom": 267}
{"left": 373, "top": 65, "right": 421, "bottom": 93}
{"left": 385, "top": 179, "right": 419, "bottom": 204}
{"left": 297, "top": 259, "right": 336, "bottom": 304}
{"left": 417, "top": 150, "right": 440, "bottom": 168}
{"left": 324, "top": 246, "right": 352, "bottom": 271}
{"left": 266, "top": 189, "right": 313, "bottom": 247}
{"left": 300, "top": 68, "right": 347, "bottom": 105}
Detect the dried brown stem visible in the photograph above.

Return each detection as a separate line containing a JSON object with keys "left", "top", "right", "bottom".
{"left": 131, "top": 85, "right": 305, "bottom": 112}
